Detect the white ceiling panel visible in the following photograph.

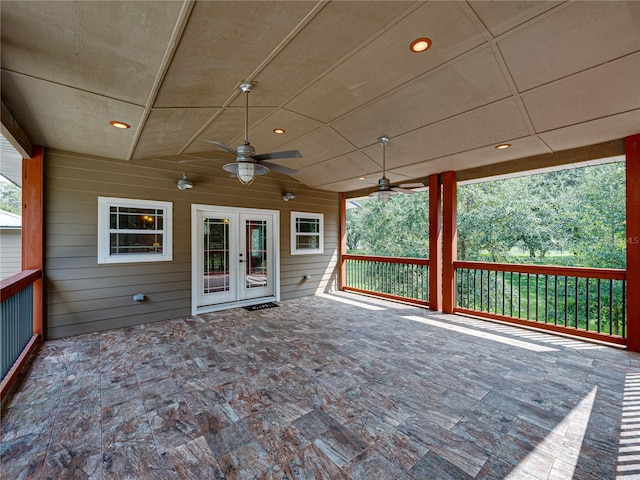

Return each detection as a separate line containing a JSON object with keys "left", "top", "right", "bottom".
{"left": 360, "top": 99, "right": 531, "bottom": 169}
{"left": 332, "top": 46, "right": 513, "bottom": 148}
{"left": 225, "top": 109, "right": 323, "bottom": 156}
{"left": 1, "top": 71, "right": 143, "bottom": 160}
{"left": 267, "top": 127, "right": 357, "bottom": 171}
{"left": 133, "top": 108, "right": 219, "bottom": 160}
{"left": 539, "top": 110, "right": 640, "bottom": 151}
{"left": 390, "top": 135, "right": 551, "bottom": 179}
{"left": 499, "top": 1, "right": 640, "bottom": 92}
{"left": 285, "top": 1, "right": 486, "bottom": 123}
{"left": 468, "top": 1, "right": 564, "bottom": 37}
{"left": 0, "top": 1, "right": 185, "bottom": 105}
{"left": 249, "top": 1, "right": 414, "bottom": 106}
{"left": 522, "top": 52, "right": 640, "bottom": 133}
{"left": 295, "top": 151, "right": 381, "bottom": 187}
{"left": 154, "top": 1, "right": 318, "bottom": 108}
{"left": 185, "top": 107, "right": 275, "bottom": 154}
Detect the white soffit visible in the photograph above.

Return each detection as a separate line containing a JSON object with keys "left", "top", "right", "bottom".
{"left": 539, "top": 111, "right": 640, "bottom": 151}
{"left": 295, "top": 151, "right": 381, "bottom": 187}
{"left": 469, "top": 1, "right": 564, "bottom": 37}
{"left": 498, "top": 1, "right": 640, "bottom": 92}
{"left": 522, "top": 52, "right": 640, "bottom": 133}
{"left": 1, "top": 71, "right": 144, "bottom": 160}
{"left": 285, "top": 1, "right": 486, "bottom": 123}
{"left": 332, "top": 46, "right": 513, "bottom": 148}
{"left": 154, "top": 1, "right": 318, "bottom": 108}
{"left": 133, "top": 108, "right": 221, "bottom": 160}
{"left": 0, "top": 1, "right": 185, "bottom": 105}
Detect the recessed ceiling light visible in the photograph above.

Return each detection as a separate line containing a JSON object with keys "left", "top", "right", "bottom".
{"left": 358, "top": 176, "right": 366, "bottom": 181}
{"left": 110, "top": 121, "right": 130, "bottom": 129}
{"left": 495, "top": 143, "right": 511, "bottom": 150}
{"left": 273, "top": 128, "right": 285, "bottom": 134}
{"left": 410, "top": 37, "right": 432, "bottom": 53}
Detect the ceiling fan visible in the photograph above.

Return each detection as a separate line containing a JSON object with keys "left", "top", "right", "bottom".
{"left": 369, "top": 136, "right": 418, "bottom": 202}
{"left": 196, "top": 82, "right": 302, "bottom": 185}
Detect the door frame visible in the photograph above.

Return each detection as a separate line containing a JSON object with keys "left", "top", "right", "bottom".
{"left": 191, "top": 204, "right": 280, "bottom": 315}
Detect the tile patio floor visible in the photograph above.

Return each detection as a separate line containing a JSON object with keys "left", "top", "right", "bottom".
{"left": 1, "top": 292, "right": 638, "bottom": 479}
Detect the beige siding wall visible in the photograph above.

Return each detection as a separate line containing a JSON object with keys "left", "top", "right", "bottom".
{"left": 0, "top": 230, "right": 22, "bottom": 279}
{"left": 45, "top": 149, "right": 339, "bottom": 339}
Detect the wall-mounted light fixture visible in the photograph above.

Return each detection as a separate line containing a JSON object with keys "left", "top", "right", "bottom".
{"left": 177, "top": 174, "right": 193, "bottom": 190}
{"left": 283, "top": 189, "right": 296, "bottom": 201}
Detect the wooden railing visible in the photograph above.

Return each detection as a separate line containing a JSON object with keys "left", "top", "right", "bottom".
{"left": 454, "top": 261, "right": 626, "bottom": 345}
{"left": 1, "top": 269, "right": 42, "bottom": 400}
{"left": 343, "top": 254, "right": 429, "bottom": 306}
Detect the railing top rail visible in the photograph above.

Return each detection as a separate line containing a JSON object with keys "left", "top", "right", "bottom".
{"left": 1, "top": 269, "right": 42, "bottom": 302}
{"left": 343, "top": 254, "right": 429, "bottom": 266}
{"left": 454, "top": 260, "right": 625, "bottom": 280}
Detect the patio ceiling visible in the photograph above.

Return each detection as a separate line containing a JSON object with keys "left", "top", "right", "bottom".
{"left": 1, "top": 1, "right": 639, "bottom": 193}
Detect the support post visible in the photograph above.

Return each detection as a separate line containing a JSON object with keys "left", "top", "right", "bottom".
{"left": 22, "top": 145, "right": 44, "bottom": 338}
{"left": 339, "top": 192, "right": 347, "bottom": 290}
{"left": 442, "top": 171, "right": 457, "bottom": 313}
{"left": 626, "top": 134, "right": 640, "bottom": 351}
{"left": 428, "top": 174, "right": 442, "bottom": 310}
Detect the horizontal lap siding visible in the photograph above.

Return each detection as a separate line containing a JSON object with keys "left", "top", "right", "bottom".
{"left": 45, "top": 150, "right": 339, "bottom": 339}
{"left": 0, "top": 231, "right": 22, "bottom": 279}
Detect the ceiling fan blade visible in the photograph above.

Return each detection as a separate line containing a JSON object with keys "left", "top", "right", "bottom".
{"left": 397, "top": 182, "right": 425, "bottom": 188}
{"left": 179, "top": 157, "right": 231, "bottom": 163}
{"left": 203, "top": 140, "right": 239, "bottom": 156}
{"left": 253, "top": 150, "right": 302, "bottom": 161}
{"left": 259, "top": 161, "right": 298, "bottom": 177}
{"left": 391, "top": 186, "right": 417, "bottom": 194}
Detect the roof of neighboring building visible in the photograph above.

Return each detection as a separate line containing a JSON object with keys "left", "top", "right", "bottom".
{"left": 0, "top": 209, "right": 22, "bottom": 229}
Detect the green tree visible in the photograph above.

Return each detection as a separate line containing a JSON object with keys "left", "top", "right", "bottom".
{"left": 0, "top": 180, "right": 21, "bottom": 215}
{"left": 567, "top": 163, "right": 626, "bottom": 268}
{"left": 346, "top": 192, "right": 429, "bottom": 257}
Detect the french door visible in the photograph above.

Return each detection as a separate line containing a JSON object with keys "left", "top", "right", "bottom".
{"left": 192, "top": 205, "right": 279, "bottom": 314}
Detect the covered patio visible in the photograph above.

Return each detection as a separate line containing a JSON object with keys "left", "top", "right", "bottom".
{"left": 2, "top": 292, "right": 635, "bottom": 479}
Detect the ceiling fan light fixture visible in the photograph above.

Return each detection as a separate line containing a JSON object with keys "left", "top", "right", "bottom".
{"left": 410, "top": 37, "right": 432, "bottom": 53}
{"left": 223, "top": 161, "right": 269, "bottom": 185}
{"left": 369, "top": 190, "right": 397, "bottom": 203}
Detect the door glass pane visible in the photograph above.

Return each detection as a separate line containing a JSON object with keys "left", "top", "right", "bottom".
{"left": 245, "top": 220, "right": 268, "bottom": 289}
{"left": 203, "top": 218, "right": 229, "bottom": 294}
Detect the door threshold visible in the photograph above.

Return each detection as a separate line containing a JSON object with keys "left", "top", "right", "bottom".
{"left": 195, "top": 296, "right": 278, "bottom": 315}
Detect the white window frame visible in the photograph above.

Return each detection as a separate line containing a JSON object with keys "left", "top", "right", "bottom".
{"left": 98, "top": 196, "right": 173, "bottom": 264}
{"left": 290, "top": 211, "right": 324, "bottom": 255}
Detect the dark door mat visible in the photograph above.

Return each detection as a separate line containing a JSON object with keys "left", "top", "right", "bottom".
{"left": 243, "top": 302, "right": 279, "bottom": 311}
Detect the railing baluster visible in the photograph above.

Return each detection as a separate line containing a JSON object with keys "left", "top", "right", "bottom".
{"left": 526, "top": 273, "right": 531, "bottom": 320}
{"left": 564, "top": 276, "right": 568, "bottom": 327}
{"left": 544, "top": 274, "right": 548, "bottom": 324}
{"left": 554, "top": 275, "right": 558, "bottom": 325}
{"left": 609, "top": 279, "right": 613, "bottom": 336}
{"left": 501, "top": 271, "right": 505, "bottom": 315}
{"left": 518, "top": 272, "right": 522, "bottom": 318}
{"left": 535, "top": 274, "right": 539, "bottom": 322}
{"left": 597, "top": 278, "right": 602, "bottom": 334}
{"left": 585, "top": 277, "right": 590, "bottom": 331}
{"left": 623, "top": 280, "right": 627, "bottom": 337}
{"left": 468, "top": 269, "right": 471, "bottom": 309}
{"left": 575, "top": 276, "right": 579, "bottom": 329}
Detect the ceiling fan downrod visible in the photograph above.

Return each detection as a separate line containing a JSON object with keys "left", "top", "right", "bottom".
{"left": 239, "top": 83, "right": 253, "bottom": 146}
